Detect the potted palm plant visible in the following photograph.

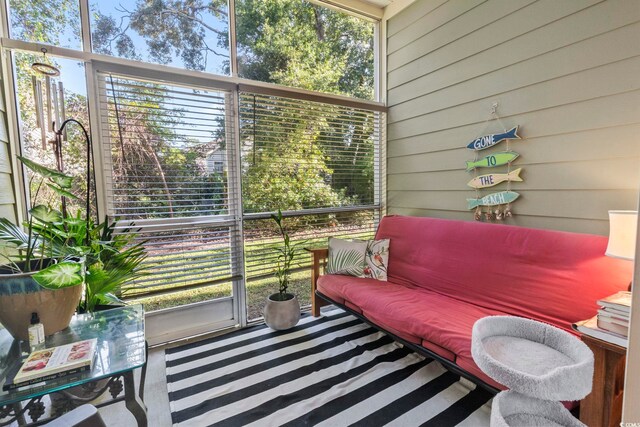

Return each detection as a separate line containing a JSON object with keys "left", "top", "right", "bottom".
{"left": 263, "top": 209, "right": 302, "bottom": 330}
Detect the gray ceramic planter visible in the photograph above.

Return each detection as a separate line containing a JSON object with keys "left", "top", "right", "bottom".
{"left": 263, "top": 293, "right": 301, "bottom": 330}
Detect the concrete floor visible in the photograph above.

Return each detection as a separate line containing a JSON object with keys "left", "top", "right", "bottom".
{"left": 99, "top": 347, "right": 172, "bottom": 427}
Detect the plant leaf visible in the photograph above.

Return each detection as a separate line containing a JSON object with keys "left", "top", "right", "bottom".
{"left": 0, "top": 217, "right": 30, "bottom": 247}
{"left": 18, "top": 156, "right": 73, "bottom": 189}
{"left": 29, "top": 205, "right": 63, "bottom": 223}
{"left": 32, "top": 261, "right": 83, "bottom": 289}
{"left": 47, "top": 183, "right": 79, "bottom": 200}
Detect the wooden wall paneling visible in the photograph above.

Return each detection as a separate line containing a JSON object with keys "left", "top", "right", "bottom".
{"left": 389, "top": 58, "right": 640, "bottom": 139}
{"left": 388, "top": 159, "right": 640, "bottom": 192}
{"left": 387, "top": 0, "right": 488, "bottom": 54}
{"left": 388, "top": 0, "right": 611, "bottom": 89}
{"left": 389, "top": 122, "right": 640, "bottom": 159}
{"left": 387, "top": 0, "right": 449, "bottom": 37}
{"left": 388, "top": 206, "right": 612, "bottom": 235}
{"left": 388, "top": 0, "right": 539, "bottom": 72}
{"left": 388, "top": 189, "right": 637, "bottom": 220}
{"left": 390, "top": 24, "right": 640, "bottom": 119}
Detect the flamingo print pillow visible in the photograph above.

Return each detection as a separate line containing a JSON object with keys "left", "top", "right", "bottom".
{"left": 363, "top": 239, "right": 390, "bottom": 281}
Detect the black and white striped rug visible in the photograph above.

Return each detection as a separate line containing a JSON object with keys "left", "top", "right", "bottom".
{"left": 165, "top": 309, "right": 493, "bottom": 426}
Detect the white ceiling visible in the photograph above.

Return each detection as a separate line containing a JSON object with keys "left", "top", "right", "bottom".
{"left": 360, "top": 0, "right": 393, "bottom": 6}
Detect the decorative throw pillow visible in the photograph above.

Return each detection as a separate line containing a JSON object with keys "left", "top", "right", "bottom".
{"left": 326, "top": 237, "right": 367, "bottom": 277}
{"left": 363, "top": 239, "right": 390, "bottom": 281}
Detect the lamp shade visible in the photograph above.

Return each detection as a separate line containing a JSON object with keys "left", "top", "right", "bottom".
{"left": 605, "top": 210, "right": 638, "bottom": 260}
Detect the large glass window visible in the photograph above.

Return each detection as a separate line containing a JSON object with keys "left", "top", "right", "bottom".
{"left": 4, "top": 0, "right": 383, "bottom": 322}
{"left": 90, "top": 0, "right": 231, "bottom": 75}
{"left": 98, "top": 73, "right": 240, "bottom": 309}
{"left": 13, "top": 52, "right": 89, "bottom": 210}
{"left": 235, "top": 0, "right": 375, "bottom": 99}
{"left": 240, "top": 92, "right": 382, "bottom": 319}
{"left": 8, "top": 0, "right": 82, "bottom": 50}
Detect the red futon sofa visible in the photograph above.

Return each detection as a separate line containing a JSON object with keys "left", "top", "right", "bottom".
{"left": 310, "top": 215, "right": 633, "bottom": 391}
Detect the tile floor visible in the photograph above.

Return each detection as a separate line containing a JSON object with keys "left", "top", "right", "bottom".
{"left": 99, "top": 348, "right": 172, "bottom": 426}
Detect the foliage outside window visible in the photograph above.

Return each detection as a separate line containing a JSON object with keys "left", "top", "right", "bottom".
{"left": 90, "top": 0, "right": 231, "bottom": 75}
{"left": 235, "top": 0, "right": 374, "bottom": 100}
{"left": 9, "top": 0, "right": 374, "bottom": 98}
{"left": 9, "top": 0, "right": 81, "bottom": 50}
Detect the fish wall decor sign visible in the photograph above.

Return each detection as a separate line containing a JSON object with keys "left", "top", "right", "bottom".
{"left": 467, "top": 126, "right": 520, "bottom": 151}
{"left": 467, "top": 191, "right": 520, "bottom": 210}
{"left": 465, "top": 152, "right": 519, "bottom": 171}
{"left": 467, "top": 168, "right": 523, "bottom": 189}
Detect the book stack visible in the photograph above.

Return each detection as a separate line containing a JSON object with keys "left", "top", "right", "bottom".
{"left": 572, "top": 291, "right": 631, "bottom": 348}
{"left": 3, "top": 338, "right": 97, "bottom": 390}
{"left": 597, "top": 291, "right": 631, "bottom": 337}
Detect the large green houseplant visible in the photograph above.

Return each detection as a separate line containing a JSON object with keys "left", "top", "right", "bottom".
{"left": 263, "top": 209, "right": 302, "bottom": 330}
{"left": 0, "top": 156, "right": 146, "bottom": 340}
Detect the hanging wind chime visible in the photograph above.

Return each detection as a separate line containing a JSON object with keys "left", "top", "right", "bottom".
{"left": 30, "top": 49, "right": 95, "bottom": 234}
{"left": 31, "top": 48, "right": 67, "bottom": 167}
{"left": 465, "top": 103, "right": 523, "bottom": 221}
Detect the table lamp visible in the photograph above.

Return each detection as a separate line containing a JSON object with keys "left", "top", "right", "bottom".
{"left": 606, "top": 210, "right": 638, "bottom": 260}
{"left": 606, "top": 210, "right": 638, "bottom": 291}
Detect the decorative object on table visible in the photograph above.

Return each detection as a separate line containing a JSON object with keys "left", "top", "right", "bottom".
{"left": 465, "top": 103, "right": 523, "bottom": 221}
{"left": 0, "top": 305, "right": 147, "bottom": 426}
{"left": 573, "top": 291, "right": 631, "bottom": 348}
{"left": 605, "top": 210, "right": 638, "bottom": 262}
{"left": 472, "top": 315, "right": 594, "bottom": 426}
{"left": 263, "top": 209, "right": 303, "bottom": 330}
{"left": 596, "top": 291, "right": 631, "bottom": 336}
{"left": 28, "top": 312, "right": 45, "bottom": 351}
{"left": 4, "top": 338, "right": 97, "bottom": 390}
{"left": 572, "top": 210, "right": 638, "bottom": 347}
{"left": 572, "top": 316, "right": 628, "bottom": 348}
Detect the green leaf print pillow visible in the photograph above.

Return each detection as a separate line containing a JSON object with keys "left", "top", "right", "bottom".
{"left": 326, "top": 237, "right": 367, "bottom": 277}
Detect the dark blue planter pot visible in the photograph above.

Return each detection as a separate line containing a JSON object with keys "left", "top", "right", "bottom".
{"left": 0, "top": 267, "right": 82, "bottom": 341}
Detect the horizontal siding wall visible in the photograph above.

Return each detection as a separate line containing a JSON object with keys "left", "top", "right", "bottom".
{"left": 386, "top": 0, "right": 640, "bottom": 235}
{"left": 0, "top": 72, "right": 16, "bottom": 224}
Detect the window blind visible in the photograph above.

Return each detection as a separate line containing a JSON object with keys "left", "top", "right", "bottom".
{"left": 99, "top": 74, "right": 236, "bottom": 220}
{"left": 98, "top": 73, "right": 242, "bottom": 297}
{"left": 239, "top": 92, "right": 383, "bottom": 284}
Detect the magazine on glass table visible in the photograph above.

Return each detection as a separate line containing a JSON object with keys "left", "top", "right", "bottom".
{"left": 3, "top": 338, "right": 97, "bottom": 390}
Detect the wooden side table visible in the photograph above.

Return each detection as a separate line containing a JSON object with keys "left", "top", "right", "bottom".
{"left": 580, "top": 334, "right": 626, "bottom": 427}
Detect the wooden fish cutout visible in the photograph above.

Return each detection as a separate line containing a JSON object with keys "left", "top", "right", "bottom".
{"left": 467, "top": 191, "right": 520, "bottom": 210}
{"left": 467, "top": 126, "right": 520, "bottom": 151}
{"left": 466, "top": 152, "right": 519, "bottom": 171}
{"left": 467, "top": 168, "right": 523, "bottom": 189}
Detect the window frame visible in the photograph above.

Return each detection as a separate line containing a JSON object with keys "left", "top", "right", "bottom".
{"left": 0, "top": 0, "right": 387, "bottom": 333}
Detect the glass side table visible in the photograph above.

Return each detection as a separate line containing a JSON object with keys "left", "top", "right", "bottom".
{"left": 0, "top": 304, "right": 147, "bottom": 426}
